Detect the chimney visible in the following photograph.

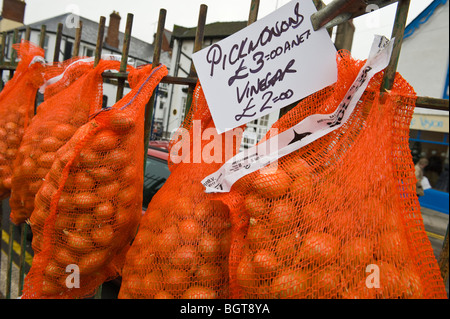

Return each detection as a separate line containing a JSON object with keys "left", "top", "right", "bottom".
{"left": 1, "top": 0, "right": 26, "bottom": 24}
{"left": 105, "top": 11, "right": 121, "bottom": 48}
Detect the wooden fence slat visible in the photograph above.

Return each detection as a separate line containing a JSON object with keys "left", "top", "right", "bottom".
{"left": 72, "top": 20, "right": 83, "bottom": 57}
{"left": 39, "top": 25, "right": 46, "bottom": 49}
{"left": 143, "top": 8, "right": 167, "bottom": 175}
{"left": 183, "top": 4, "right": 208, "bottom": 118}
{"left": 25, "top": 26, "right": 31, "bottom": 42}
{"left": 381, "top": 0, "right": 410, "bottom": 91}
{"left": 0, "top": 32, "right": 6, "bottom": 90}
{"left": 116, "top": 13, "right": 134, "bottom": 102}
{"left": 53, "top": 23, "right": 64, "bottom": 63}
{"left": 94, "top": 16, "right": 106, "bottom": 67}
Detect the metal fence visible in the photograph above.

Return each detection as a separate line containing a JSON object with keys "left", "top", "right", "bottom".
{"left": 0, "top": 0, "right": 448, "bottom": 299}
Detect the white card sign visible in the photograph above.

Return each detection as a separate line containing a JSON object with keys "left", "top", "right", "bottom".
{"left": 201, "top": 35, "right": 395, "bottom": 193}
{"left": 192, "top": 0, "right": 338, "bottom": 134}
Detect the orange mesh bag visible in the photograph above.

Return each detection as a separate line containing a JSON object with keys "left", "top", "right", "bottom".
{"left": 39, "top": 56, "right": 101, "bottom": 100}
{"left": 118, "top": 83, "right": 244, "bottom": 299}
{"left": 0, "top": 41, "right": 45, "bottom": 200}
{"left": 9, "top": 59, "right": 122, "bottom": 225}
{"left": 21, "top": 63, "right": 168, "bottom": 299}
{"left": 212, "top": 50, "right": 447, "bottom": 299}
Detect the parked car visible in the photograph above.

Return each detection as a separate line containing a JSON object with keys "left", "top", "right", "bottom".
{"left": 142, "top": 142, "right": 171, "bottom": 211}
{"left": 101, "top": 142, "right": 171, "bottom": 296}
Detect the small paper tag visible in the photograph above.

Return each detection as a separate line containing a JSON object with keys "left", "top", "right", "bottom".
{"left": 201, "top": 35, "right": 394, "bottom": 193}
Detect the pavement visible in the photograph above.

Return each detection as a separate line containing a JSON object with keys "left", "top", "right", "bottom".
{"left": 1, "top": 200, "right": 449, "bottom": 299}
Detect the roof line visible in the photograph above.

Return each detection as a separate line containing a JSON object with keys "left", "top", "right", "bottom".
{"left": 24, "top": 12, "right": 156, "bottom": 46}
{"left": 4, "top": 25, "right": 150, "bottom": 63}
{"left": 25, "top": 12, "right": 98, "bottom": 28}
{"left": 404, "top": 0, "right": 448, "bottom": 39}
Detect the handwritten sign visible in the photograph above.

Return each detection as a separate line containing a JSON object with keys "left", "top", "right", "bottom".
{"left": 192, "top": 0, "right": 338, "bottom": 134}
{"left": 201, "top": 35, "right": 394, "bottom": 193}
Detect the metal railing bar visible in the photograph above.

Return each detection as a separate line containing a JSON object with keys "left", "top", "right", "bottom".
{"left": 311, "top": 0, "right": 399, "bottom": 31}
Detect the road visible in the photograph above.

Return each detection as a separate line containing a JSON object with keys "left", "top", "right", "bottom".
{"left": 1, "top": 199, "right": 448, "bottom": 299}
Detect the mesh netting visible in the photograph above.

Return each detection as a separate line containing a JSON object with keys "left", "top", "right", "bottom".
{"left": 0, "top": 41, "right": 45, "bottom": 200}
{"left": 120, "top": 51, "right": 446, "bottom": 299}
{"left": 9, "top": 59, "right": 122, "bottom": 225}
{"left": 217, "top": 51, "right": 447, "bottom": 299}
{"left": 118, "top": 82, "right": 244, "bottom": 299}
{"left": 21, "top": 63, "right": 168, "bottom": 299}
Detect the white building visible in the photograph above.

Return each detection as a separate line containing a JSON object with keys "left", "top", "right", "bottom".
{"left": 163, "top": 21, "right": 280, "bottom": 149}
{"left": 1, "top": 0, "right": 171, "bottom": 137}
{"left": 396, "top": 0, "right": 449, "bottom": 191}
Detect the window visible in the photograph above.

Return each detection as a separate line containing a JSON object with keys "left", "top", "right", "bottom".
{"left": 64, "top": 41, "right": 73, "bottom": 60}
{"left": 5, "top": 33, "right": 12, "bottom": 59}
{"left": 409, "top": 129, "right": 449, "bottom": 191}
{"left": 84, "top": 47, "right": 94, "bottom": 57}
{"left": 180, "top": 96, "right": 187, "bottom": 120}
{"left": 102, "top": 95, "right": 108, "bottom": 108}
{"left": 43, "top": 35, "right": 49, "bottom": 60}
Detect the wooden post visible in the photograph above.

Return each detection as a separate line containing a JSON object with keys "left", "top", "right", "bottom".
{"left": 0, "top": 32, "right": 6, "bottom": 90}
{"left": 53, "top": 23, "right": 64, "bottom": 62}
{"left": 416, "top": 96, "right": 449, "bottom": 111}
{"left": 94, "top": 16, "right": 106, "bottom": 67}
{"left": 278, "top": 0, "right": 328, "bottom": 120}
{"left": 381, "top": 0, "right": 410, "bottom": 92}
{"left": 438, "top": 224, "right": 449, "bottom": 285}
{"left": 143, "top": 8, "right": 166, "bottom": 175}
{"left": 24, "top": 26, "right": 31, "bottom": 42}
{"left": 248, "top": 0, "right": 260, "bottom": 25}
{"left": 312, "top": 0, "right": 334, "bottom": 37}
{"left": 0, "top": 200, "right": 3, "bottom": 296}
{"left": 183, "top": 4, "right": 208, "bottom": 119}
{"left": 334, "top": 19, "right": 355, "bottom": 51}
{"left": 72, "top": 20, "right": 83, "bottom": 57}
{"left": 5, "top": 223, "right": 15, "bottom": 299}
{"left": 39, "top": 25, "right": 47, "bottom": 49}
{"left": 116, "top": 13, "right": 134, "bottom": 102}
{"left": 19, "top": 27, "right": 33, "bottom": 290}
{"left": 18, "top": 224, "right": 28, "bottom": 296}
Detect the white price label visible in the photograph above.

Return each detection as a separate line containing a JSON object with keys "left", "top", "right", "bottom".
{"left": 192, "top": 0, "right": 338, "bottom": 134}
{"left": 201, "top": 35, "right": 394, "bottom": 193}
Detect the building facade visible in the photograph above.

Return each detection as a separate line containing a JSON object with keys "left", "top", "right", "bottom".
{"left": 1, "top": 0, "right": 171, "bottom": 133}
{"left": 397, "top": 0, "right": 449, "bottom": 192}
{"left": 162, "top": 21, "right": 281, "bottom": 149}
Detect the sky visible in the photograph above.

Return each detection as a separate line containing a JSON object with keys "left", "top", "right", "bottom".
{"left": 1, "top": 0, "right": 434, "bottom": 60}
